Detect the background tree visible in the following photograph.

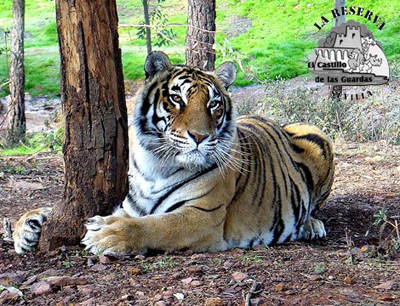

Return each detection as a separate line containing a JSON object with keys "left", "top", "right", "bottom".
{"left": 330, "top": 0, "right": 346, "bottom": 101}
{"left": 137, "top": 0, "right": 177, "bottom": 54}
{"left": 7, "top": 0, "right": 25, "bottom": 144}
{"left": 142, "top": 0, "right": 152, "bottom": 54}
{"left": 185, "top": 0, "right": 216, "bottom": 71}
{"left": 39, "top": 0, "right": 129, "bottom": 251}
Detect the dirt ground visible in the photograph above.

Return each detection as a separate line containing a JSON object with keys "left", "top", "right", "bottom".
{"left": 0, "top": 140, "right": 399, "bottom": 305}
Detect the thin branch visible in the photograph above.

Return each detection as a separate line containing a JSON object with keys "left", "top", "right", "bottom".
{"left": 245, "top": 280, "right": 258, "bottom": 306}
{"left": 119, "top": 23, "right": 216, "bottom": 34}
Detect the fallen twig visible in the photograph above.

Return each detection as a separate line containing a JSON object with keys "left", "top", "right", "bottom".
{"left": 245, "top": 280, "right": 258, "bottom": 306}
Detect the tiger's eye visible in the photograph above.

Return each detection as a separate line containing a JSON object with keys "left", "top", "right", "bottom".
{"left": 170, "top": 95, "right": 182, "bottom": 103}
{"left": 209, "top": 100, "right": 219, "bottom": 108}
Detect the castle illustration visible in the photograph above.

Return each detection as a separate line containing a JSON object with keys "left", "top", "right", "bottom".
{"left": 333, "top": 26, "right": 362, "bottom": 50}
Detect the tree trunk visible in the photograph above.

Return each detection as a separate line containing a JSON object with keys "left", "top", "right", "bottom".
{"left": 39, "top": 0, "right": 129, "bottom": 252}
{"left": 185, "top": 0, "right": 216, "bottom": 71}
{"left": 334, "top": 0, "right": 346, "bottom": 27}
{"left": 7, "top": 0, "right": 25, "bottom": 144}
{"left": 331, "top": 0, "right": 346, "bottom": 100}
{"left": 142, "top": 0, "right": 152, "bottom": 54}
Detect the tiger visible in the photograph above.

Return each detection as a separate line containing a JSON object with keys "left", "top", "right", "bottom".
{"left": 13, "top": 51, "right": 334, "bottom": 255}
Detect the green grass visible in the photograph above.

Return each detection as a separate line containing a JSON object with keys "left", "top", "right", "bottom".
{"left": 0, "top": 0, "right": 398, "bottom": 97}
{"left": 0, "top": 145, "right": 43, "bottom": 156}
{"left": 0, "top": 128, "right": 63, "bottom": 155}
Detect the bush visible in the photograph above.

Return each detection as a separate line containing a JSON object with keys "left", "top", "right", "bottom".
{"left": 257, "top": 73, "right": 400, "bottom": 145}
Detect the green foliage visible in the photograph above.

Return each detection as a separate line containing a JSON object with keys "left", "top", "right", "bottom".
{"left": 136, "top": 0, "right": 177, "bottom": 48}
{"left": 0, "top": 127, "right": 63, "bottom": 156}
{"left": 62, "top": 260, "right": 74, "bottom": 268}
{"left": 241, "top": 254, "right": 263, "bottom": 263}
{"left": 366, "top": 209, "right": 400, "bottom": 257}
{"left": 0, "top": 164, "right": 27, "bottom": 174}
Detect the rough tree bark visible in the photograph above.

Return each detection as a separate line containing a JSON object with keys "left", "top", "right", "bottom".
{"left": 39, "top": 0, "right": 129, "bottom": 251}
{"left": 7, "top": 0, "right": 25, "bottom": 144}
{"left": 185, "top": 0, "right": 216, "bottom": 71}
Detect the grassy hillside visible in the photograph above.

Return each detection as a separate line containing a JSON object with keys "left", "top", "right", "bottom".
{"left": 0, "top": 0, "right": 398, "bottom": 97}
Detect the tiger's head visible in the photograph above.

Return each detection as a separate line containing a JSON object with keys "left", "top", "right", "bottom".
{"left": 133, "top": 51, "right": 237, "bottom": 170}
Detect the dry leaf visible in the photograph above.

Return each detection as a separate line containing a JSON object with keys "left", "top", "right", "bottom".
{"left": 274, "top": 283, "right": 284, "bottom": 291}
{"left": 231, "top": 271, "right": 247, "bottom": 282}
{"left": 375, "top": 280, "right": 394, "bottom": 290}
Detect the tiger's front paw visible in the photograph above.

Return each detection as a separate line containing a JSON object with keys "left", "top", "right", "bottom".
{"left": 13, "top": 207, "right": 52, "bottom": 254}
{"left": 81, "top": 216, "right": 141, "bottom": 255}
{"left": 299, "top": 217, "right": 326, "bottom": 241}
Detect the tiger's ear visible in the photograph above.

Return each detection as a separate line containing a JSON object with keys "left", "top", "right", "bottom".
{"left": 144, "top": 51, "right": 172, "bottom": 81}
{"left": 214, "top": 61, "right": 236, "bottom": 89}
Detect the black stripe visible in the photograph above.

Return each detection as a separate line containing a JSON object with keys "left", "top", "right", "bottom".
{"left": 27, "top": 219, "right": 41, "bottom": 230}
{"left": 150, "top": 164, "right": 218, "bottom": 214}
{"left": 165, "top": 187, "right": 215, "bottom": 213}
{"left": 165, "top": 200, "right": 186, "bottom": 213}
{"left": 293, "top": 134, "right": 327, "bottom": 159}
{"left": 289, "top": 177, "right": 300, "bottom": 227}
{"left": 291, "top": 144, "right": 305, "bottom": 153}
{"left": 190, "top": 203, "right": 224, "bottom": 212}
{"left": 131, "top": 157, "right": 155, "bottom": 182}
{"left": 296, "top": 162, "right": 314, "bottom": 191}
{"left": 127, "top": 193, "right": 147, "bottom": 216}
{"left": 271, "top": 218, "right": 285, "bottom": 245}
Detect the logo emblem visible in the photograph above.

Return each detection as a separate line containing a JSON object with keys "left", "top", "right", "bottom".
{"left": 308, "top": 20, "right": 389, "bottom": 86}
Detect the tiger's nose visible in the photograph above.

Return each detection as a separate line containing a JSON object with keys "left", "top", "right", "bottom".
{"left": 187, "top": 131, "right": 208, "bottom": 144}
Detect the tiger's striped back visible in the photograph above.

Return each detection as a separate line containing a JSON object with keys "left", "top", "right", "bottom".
{"left": 223, "top": 116, "right": 334, "bottom": 247}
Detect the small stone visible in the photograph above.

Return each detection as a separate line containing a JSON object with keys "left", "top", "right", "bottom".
{"left": 232, "top": 271, "right": 247, "bottom": 282}
{"left": 78, "top": 285, "right": 96, "bottom": 295}
{"left": 80, "top": 297, "right": 96, "bottom": 305}
{"left": 0, "top": 273, "right": 25, "bottom": 287}
{"left": 136, "top": 291, "right": 145, "bottom": 297}
{"left": 191, "top": 280, "right": 203, "bottom": 287}
{"left": 90, "top": 264, "right": 107, "bottom": 272}
{"left": 252, "top": 244, "right": 263, "bottom": 251}
{"left": 153, "top": 294, "right": 163, "bottom": 302}
{"left": 31, "top": 281, "right": 52, "bottom": 295}
{"left": 181, "top": 277, "right": 193, "bottom": 285}
{"left": 360, "top": 245, "right": 369, "bottom": 253}
{"left": 173, "top": 292, "right": 184, "bottom": 301}
{"left": 135, "top": 255, "right": 146, "bottom": 260}
{"left": 223, "top": 261, "right": 233, "bottom": 269}
{"left": 378, "top": 295, "right": 395, "bottom": 301}
{"left": 102, "top": 274, "right": 117, "bottom": 281}
{"left": 204, "top": 297, "right": 223, "bottom": 306}
{"left": 87, "top": 258, "right": 95, "bottom": 267}
{"left": 98, "top": 254, "right": 111, "bottom": 264}
{"left": 45, "top": 276, "right": 88, "bottom": 287}
{"left": 0, "top": 287, "right": 23, "bottom": 301}
{"left": 344, "top": 276, "right": 352, "bottom": 284}
{"left": 187, "top": 266, "right": 203, "bottom": 275}
{"left": 154, "top": 302, "right": 167, "bottom": 306}
{"left": 163, "top": 290, "right": 173, "bottom": 298}
{"left": 21, "top": 275, "right": 38, "bottom": 288}
{"left": 250, "top": 298, "right": 263, "bottom": 305}
{"left": 309, "top": 275, "right": 320, "bottom": 281}
{"left": 375, "top": 280, "right": 394, "bottom": 290}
